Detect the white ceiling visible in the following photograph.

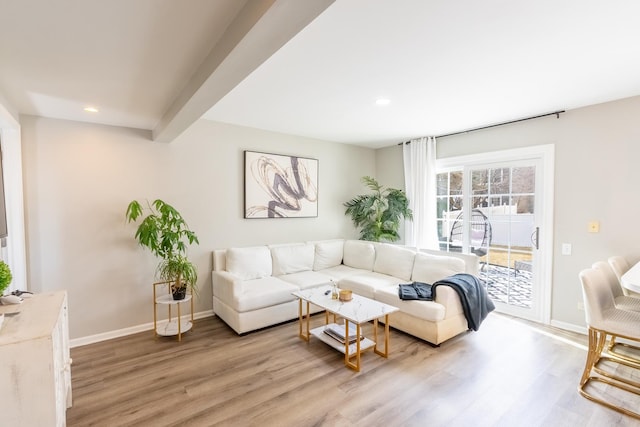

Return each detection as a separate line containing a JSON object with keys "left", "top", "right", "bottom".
{"left": 2, "top": 0, "right": 640, "bottom": 149}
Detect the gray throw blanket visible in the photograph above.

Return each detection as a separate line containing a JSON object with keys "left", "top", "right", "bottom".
{"left": 433, "top": 273, "right": 495, "bottom": 331}
{"left": 398, "top": 282, "right": 433, "bottom": 300}
{"left": 398, "top": 273, "right": 495, "bottom": 331}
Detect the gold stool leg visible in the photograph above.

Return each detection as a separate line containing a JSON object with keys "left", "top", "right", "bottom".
{"left": 578, "top": 328, "right": 640, "bottom": 420}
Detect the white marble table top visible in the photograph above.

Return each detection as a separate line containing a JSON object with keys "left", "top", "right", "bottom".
{"left": 621, "top": 261, "right": 640, "bottom": 293}
{"left": 292, "top": 283, "right": 399, "bottom": 324}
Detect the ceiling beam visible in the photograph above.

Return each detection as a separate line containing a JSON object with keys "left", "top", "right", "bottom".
{"left": 152, "top": 0, "right": 335, "bottom": 143}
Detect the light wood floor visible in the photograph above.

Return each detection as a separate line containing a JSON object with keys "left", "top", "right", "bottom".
{"left": 67, "top": 313, "right": 640, "bottom": 426}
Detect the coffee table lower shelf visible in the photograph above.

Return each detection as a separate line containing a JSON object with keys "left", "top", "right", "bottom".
{"left": 310, "top": 324, "right": 376, "bottom": 355}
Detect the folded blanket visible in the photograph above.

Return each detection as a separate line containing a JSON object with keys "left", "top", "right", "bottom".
{"left": 398, "top": 282, "right": 433, "bottom": 300}
{"left": 433, "top": 273, "right": 495, "bottom": 331}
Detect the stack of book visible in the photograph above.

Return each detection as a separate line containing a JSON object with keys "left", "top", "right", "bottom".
{"left": 323, "top": 322, "right": 362, "bottom": 344}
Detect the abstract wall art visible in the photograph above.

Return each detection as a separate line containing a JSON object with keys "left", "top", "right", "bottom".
{"left": 244, "top": 151, "right": 318, "bottom": 218}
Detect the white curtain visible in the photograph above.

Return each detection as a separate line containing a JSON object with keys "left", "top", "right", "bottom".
{"left": 403, "top": 136, "right": 438, "bottom": 249}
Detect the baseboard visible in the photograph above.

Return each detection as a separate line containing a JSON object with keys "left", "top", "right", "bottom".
{"left": 550, "top": 319, "right": 587, "bottom": 335}
{"left": 70, "top": 310, "right": 215, "bottom": 348}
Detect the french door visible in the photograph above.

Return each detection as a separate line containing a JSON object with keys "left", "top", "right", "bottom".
{"left": 436, "top": 145, "right": 554, "bottom": 322}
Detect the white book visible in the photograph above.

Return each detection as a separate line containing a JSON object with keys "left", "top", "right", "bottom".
{"left": 323, "top": 322, "right": 361, "bottom": 344}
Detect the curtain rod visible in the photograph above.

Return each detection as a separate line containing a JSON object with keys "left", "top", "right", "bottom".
{"left": 399, "top": 110, "right": 565, "bottom": 144}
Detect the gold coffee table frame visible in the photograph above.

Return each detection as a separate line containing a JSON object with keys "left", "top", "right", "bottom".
{"left": 294, "top": 286, "right": 398, "bottom": 372}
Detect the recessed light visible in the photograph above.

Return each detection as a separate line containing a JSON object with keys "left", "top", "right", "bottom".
{"left": 84, "top": 107, "right": 99, "bottom": 113}
{"left": 375, "top": 98, "right": 390, "bottom": 106}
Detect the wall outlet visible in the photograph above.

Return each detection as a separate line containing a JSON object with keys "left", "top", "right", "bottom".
{"left": 562, "top": 243, "right": 572, "bottom": 255}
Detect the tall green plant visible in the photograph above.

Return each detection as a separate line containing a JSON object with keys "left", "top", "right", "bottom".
{"left": 125, "top": 199, "right": 199, "bottom": 293}
{"left": 344, "top": 176, "right": 412, "bottom": 242}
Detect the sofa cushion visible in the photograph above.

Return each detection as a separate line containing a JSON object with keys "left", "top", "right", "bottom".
{"left": 270, "top": 243, "right": 314, "bottom": 276}
{"left": 373, "top": 244, "right": 416, "bottom": 281}
{"left": 343, "top": 240, "right": 375, "bottom": 270}
{"left": 235, "top": 276, "right": 299, "bottom": 312}
{"left": 374, "top": 285, "right": 446, "bottom": 322}
{"left": 411, "top": 252, "right": 466, "bottom": 283}
{"left": 312, "top": 239, "right": 344, "bottom": 271}
{"left": 278, "top": 270, "right": 333, "bottom": 290}
{"left": 338, "top": 271, "right": 401, "bottom": 299}
{"left": 315, "top": 264, "right": 364, "bottom": 281}
{"left": 226, "top": 246, "right": 272, "bottom": 280}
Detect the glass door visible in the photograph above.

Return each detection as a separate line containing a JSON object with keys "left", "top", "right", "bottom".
{"left": 469, "top": 161, "right": 538, "bottom": 318}
{"left": 437, "top": 147, "right": 551, "bottom": 322}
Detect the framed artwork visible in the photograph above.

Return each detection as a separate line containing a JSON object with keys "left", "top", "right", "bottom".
{"left": 244, "top": 150, "right": 318, "bottom": 218}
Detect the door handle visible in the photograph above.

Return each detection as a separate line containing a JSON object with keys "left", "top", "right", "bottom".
{"left": 531, "top": 227, "right": 539, "bottom": 250}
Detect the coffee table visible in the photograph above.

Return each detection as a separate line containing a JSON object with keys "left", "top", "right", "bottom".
{"left": 292, "top": 284, "right": 399, "bottom": 372}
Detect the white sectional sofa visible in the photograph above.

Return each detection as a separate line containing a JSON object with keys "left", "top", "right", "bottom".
{"left": 212, "top": 239, "right": 479, "bottom": 345}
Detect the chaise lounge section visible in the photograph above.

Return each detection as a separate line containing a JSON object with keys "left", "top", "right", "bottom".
{"left": 212, "top": 239, "right": 479, "bottom": 345}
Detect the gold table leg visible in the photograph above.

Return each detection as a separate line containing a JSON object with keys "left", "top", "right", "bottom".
{"left": 344, "top": 321, "right": 362, "bottom": 372}
{"left": 374, "top": 314, "right": 391, "bottom": 358}
{"left": 298, "top": 299, "right": 310, "bottom": 342}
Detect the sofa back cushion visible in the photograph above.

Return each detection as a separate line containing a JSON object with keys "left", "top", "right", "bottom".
{"left": 312, "top": 239, "right": 344, "bottom": 271}
{"left": 373, "top": 244, "right": 416, "bottom": 281}
{"left": 270, "top": 243, "right": 315, "bottom": 275}
{"left": 411, "top": 252, "right": 465, "bottom": 283}
{"left": 343, "top": 240, "right": 375, "bottom": 271}
{"left": 226, "top": 246, "right": 272, "bottom": 280}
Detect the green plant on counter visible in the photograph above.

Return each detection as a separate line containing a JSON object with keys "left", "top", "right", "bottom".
{"left": 0, "top": 261, "right": 12, "bottom": 295}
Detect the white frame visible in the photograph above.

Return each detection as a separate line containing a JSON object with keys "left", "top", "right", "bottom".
{"left": 436, "top": 144, "right": 555, "bottom": 324}
{"left": 244, "top": 150, "right": 319, "bottom": 219}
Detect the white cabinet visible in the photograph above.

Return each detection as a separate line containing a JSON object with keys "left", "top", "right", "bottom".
{"left": 0, "top": 291, "right": 72, "bottom": 426}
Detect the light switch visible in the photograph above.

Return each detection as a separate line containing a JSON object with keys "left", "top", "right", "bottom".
{"left": 562, "top": 243, "right": 572, "bottom": 255}
{"left": 588, "top": 221, "right": 600, "bottom": 233}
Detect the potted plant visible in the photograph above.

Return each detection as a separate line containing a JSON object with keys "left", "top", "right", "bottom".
{"left": 0, "top": 260, "right": 12, "bottom": 295}
{"left": 344, "top": 176, "right": 412, "bottom": 242}
{"left": 125, "top": 199, "right": 199, "bottom": 299}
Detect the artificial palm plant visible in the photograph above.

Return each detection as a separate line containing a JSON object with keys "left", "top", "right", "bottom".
{"left": 125, "top": 199, "right": 199, "bottom": 299}
{"left": 344, "top": 176, "right": 412, "bottom": 242}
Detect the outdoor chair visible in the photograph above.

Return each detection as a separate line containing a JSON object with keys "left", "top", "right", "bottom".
{"left": 578, "top": 267, "right": 640, "bottom": 419}
{"left": 447, "top": 208, "right": 492, "bottom": 257}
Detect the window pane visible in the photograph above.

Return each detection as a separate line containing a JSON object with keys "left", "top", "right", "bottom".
{"left": 450, "top": 171, "right": 463, "bottom": 195}
{"left": 437, "top": 198, "right": 448, "bottom": 218}
{"left": 491, "top": 168, "right": 510, "bottom": 194}
{"left": 472, "top": 170, "right": 488, "bottom": 195}
{"left": 472, "top": 196, "right": 485, "bottom": 209}
{"left": 512, "top": 167, "right": 535, "bottom": 193}
{"left": 437, "top": 173, "right": 448, "bottom": 196}
{"left": 450, "top": 196, "right": 463, "bottom": 211}
{"left": 515, "top": 195, "right": 534, "bottom": 213}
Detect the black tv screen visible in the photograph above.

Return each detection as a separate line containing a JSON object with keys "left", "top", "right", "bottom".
{"left": 0, "top": 145, "right": 7, "bottom": 239}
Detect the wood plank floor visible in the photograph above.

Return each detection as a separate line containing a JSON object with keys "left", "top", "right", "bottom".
{"left": 66, "top": 313, "right": 640, "bottom": 426}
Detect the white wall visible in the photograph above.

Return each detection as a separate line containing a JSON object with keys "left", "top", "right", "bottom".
{"left": 20, "top": 116, "right": 375, "bottom": 340}
{"left": 377, "top": 95, "right": 640, "bottom": 329}
{"left": 22, "top": 94, "right": 640, "bottom": 339}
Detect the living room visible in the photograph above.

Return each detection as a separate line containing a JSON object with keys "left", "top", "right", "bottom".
{"left": 1, "top": 0, "right": 640, "bottom": 425}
